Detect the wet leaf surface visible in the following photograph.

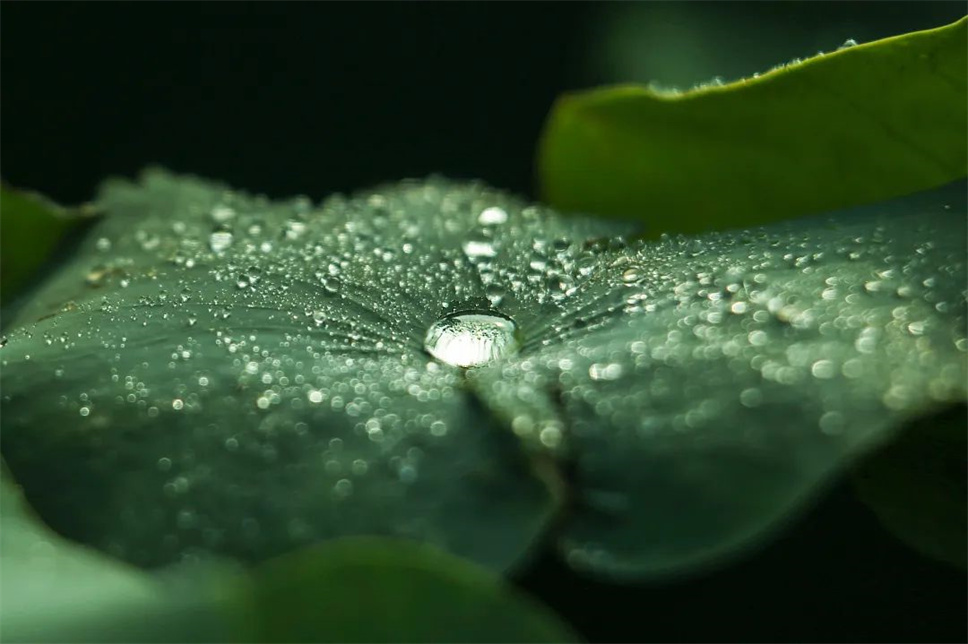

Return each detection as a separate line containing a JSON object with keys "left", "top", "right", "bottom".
{"left": 470, "top": 193, "right": 967, "bottom": 577}
{"left": 537, "top": 17, "right": 968, "bottom": 235}
{"left": 1, "top": 170, "right": 573, "bottom": 573}
{"left": 1, "top": 169, "right": 964, "bottom": 580}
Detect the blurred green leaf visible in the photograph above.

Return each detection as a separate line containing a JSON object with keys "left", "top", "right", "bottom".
{"left": 2, "top": 455, "right": 574, "bottom": 643}
{"left": 0, "top": 182, "right": 99, "bottom": 304}
{"left": 852, "top": 404, "right": 967, "bottom": 570}
{"left": 239, "top": 537, "right": 579, "bottom": 643}
{"left": 537, "top": 17, "right": 967, "bottom": 235}
{"left": 0, "top": 460, "right": 233, "bottom": 643}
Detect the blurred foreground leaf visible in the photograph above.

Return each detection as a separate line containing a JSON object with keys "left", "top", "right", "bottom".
{"left": 241, "top": 538, "right": 578, "bottom": 643}
{"left": 3, "top": 455, "right": 573, "bottom": 643}
{"left": 0, "top": 183, "right": 99, "bottom": 304}
{"left": 538, "top": 17, "right": 967, "bottom": 235}
{"left": 0, "top": 461, "right": 231, "bottom": 643}
{"left": 852, "top": 404, "right": 968, "bottom": 570}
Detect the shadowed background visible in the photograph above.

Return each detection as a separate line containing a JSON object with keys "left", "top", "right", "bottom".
{"left": 2, "top": 2, "right": 966, "bottom": 642}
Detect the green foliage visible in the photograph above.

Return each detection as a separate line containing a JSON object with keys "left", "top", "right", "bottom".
{"left": 852, "top": 404, "right": 967, "bottom": 570}
{"left": 2, "top": 19, "right": 966, "bottom": 643}
{"left": 537, "top": 17, "right": 968, "bottom": 235}
{"left": 0, "top": 462, "right": 219, "bottom": 643}
{"left": 1, "top": 463, "right": 573, "bottom": 643}
{"left": 1, "top": 170, "right": 964, "bottom": 584}
{"left": 239, "top": 538, "right": 579, "bottom": 643}
{"left": 0, "top": 183, "right": 99, "bottom": 304}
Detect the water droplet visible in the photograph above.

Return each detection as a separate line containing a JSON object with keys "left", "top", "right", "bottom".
{"left": 332, "top": 478, "right": 353, "bottom": 499}
{"left": 209, "top": 230, "right": 234, "bottom": 253}
{"left": 838, "top": 38, "right": 858, "bottom": 50}
{"left": 462, "top": 240, "right": 497, "bottom": 260}
{"left": 424, "top": 311, "right": 519, "bottom": 368}
{"left": 210, "top": 205, "right": 236, "bottom": 223}
{"left": 485, "top": 283, "right": 506, "bottom": 306}
{"left": 477, "top": 206, "right": 508, "bottom": 225}
{"left": 85, "top": 265, "right": 110, "bottom": 287}
{"left": 811, "top": 359, "right": 836, "bottom": 379}
{"left": 621, "top": 267, "right": 643, "bottom": 284}
{"left": 284, "top": 219, "right": 307, "bottom": 240}
{"left": 321, "top": 276, "right": 341, "bottom": 294}
{"left": 588, "top": 363, "right": 624, "bottom": 381}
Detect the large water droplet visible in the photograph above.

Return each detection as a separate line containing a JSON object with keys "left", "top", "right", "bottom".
{"left": 424, "top": 311, "right": 519, "bottom": 368}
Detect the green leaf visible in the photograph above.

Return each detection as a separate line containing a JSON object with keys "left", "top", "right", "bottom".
{"left": 2, "top": 457, "right": 573, "bottom": 643}
{"left": 0, "top": 169, "right": 563, "bottom": 573}
{"left": 537, "top": 17, "right": 968, "bottom": 235}
{"left": 1, "top": 169, "right": 963, "bottom": 584}
{"left": 238, "top": 537, "right": 579, "bottom": 643}
{"left": 851, "top": 404, "right": 967, "bottom": 570}
{"left": 0, "top": 182, "right": 99, "bottom": 305}
{"left": 0, "top": 460, "right": 231, "bottom": 643}
{"left": 469, "top": 187, "right": 967, "bottom": 578}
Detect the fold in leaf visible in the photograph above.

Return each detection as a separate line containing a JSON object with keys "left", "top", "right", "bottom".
{"left": 470, "top": 190, "right": 967, "bottom": 577}
{"left": 538, "top": 17, "right": 968, "bottom": 235}
{"left": 1, "top": 169, "right": 590, "bottom": 572}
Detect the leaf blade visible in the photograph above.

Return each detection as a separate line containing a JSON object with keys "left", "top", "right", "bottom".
{"left": 242, "top": 537, "right": 579, "bottom": 643}
{"left": 0, "top": 183, "right": 99, "bottom": 305}
{"left": 537, "top": 17, "right": 968, "bottom": 235}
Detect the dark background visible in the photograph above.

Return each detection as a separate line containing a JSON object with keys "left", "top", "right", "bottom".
{"left": 3, "top": 2, "right": 966, "bottom": 642}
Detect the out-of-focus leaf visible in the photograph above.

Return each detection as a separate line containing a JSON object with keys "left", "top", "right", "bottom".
{"left": 0, "top": 460, "right": 232, "bottom": 643}
{"left": 852, "top": 404, "right": 967, "bottom": 570}
{"left": 537, "top": 17, "right": 967, "bottom": 235}
{"left": 2, "top": 458, "right": 574, "bottom": 643}
{"left": 237, "top": 537, "right": 579, "bottom": 643}
{"left": 0, "top": 182, "right": 99, "bottom": 304}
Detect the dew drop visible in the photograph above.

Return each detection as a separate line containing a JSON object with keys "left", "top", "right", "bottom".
{"left": 209, "top": 230, "right": 234, "bottom": 253}
{"left": 477, "top": 206, "right": 508, "bottom": 225}
{"left": 321, "top": 276, "right": 342, "bottom": 294}
{"left": 424, "top": 311, "right": 519, "bottom": 368}
{"left": 621, "top": 267, "right": 643, "bottom": 284}
{"left": 485, "top": 283, "right": 506, "bottom": 306}
{"left": 210, "top": 205, "right": 236, "bottom": 223}
{"left": 462, "top": 240, "right": 497, "bottom": 260}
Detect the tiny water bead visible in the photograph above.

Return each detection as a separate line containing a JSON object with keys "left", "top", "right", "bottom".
{"left": 424, "top": 311, "right": 520, "bottom": 368}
